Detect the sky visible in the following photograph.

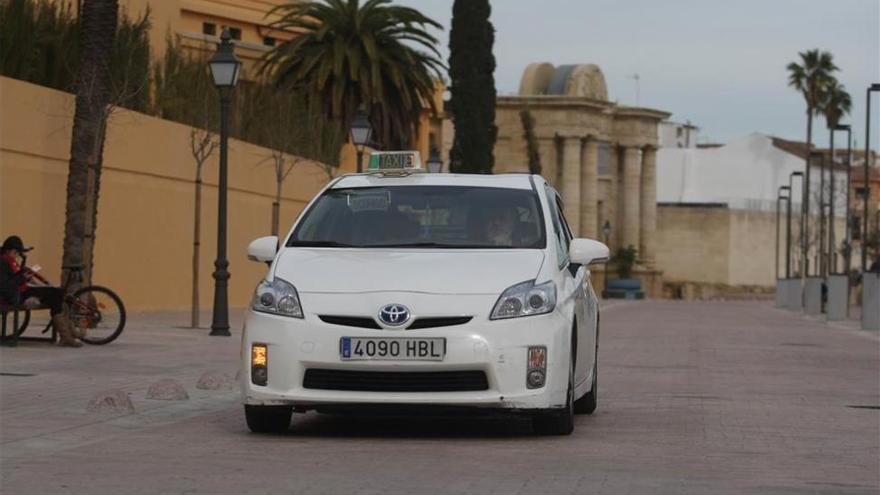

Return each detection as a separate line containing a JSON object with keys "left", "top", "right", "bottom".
{"left": 395, "top": 0, "right": 880, "bottom": 149}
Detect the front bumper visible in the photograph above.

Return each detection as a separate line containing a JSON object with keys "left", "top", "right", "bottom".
{"left": 241, "top": 308, "right": 571, "bottom": 411}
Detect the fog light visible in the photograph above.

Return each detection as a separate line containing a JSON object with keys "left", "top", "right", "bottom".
{"left": 527, "top": 369, "right": 546, "bottom": 388}
{"left": 526, "top": 346, "right": 547, "bottom": 389}
{"left": 252, "top": 343, "right": 268, "bottom": 386}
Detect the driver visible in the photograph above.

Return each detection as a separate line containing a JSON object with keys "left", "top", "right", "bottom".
{"left": 485, "top": 207, "right": 518, "bottom": 246}
{"left": 0, "top": 236, "right": 81, "bottom": 347}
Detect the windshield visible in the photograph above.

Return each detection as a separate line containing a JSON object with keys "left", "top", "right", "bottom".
{"left": 288, "top": 186, "right": 546, "bottom": 249}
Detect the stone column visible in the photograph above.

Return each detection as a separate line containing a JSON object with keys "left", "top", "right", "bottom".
{"left": 580, "top": 137, "right": 599, "bottom": 239}
{"left": 560, "top": 136, "right": 582, "bottom": 236}
{"left": 538, "top": 137, "right": 558, "bottom": 188}
{"left": 621, "top": 146, "right": 642, "bottom": 251}
{"left": 640, "top": 146, "right": 657, "bottom": 265}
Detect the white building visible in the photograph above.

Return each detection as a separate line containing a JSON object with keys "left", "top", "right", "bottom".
{"left": 658, "top": 121, "right": 700, "bottom": 149}
{"left": 657, "top": 133, "right": 848, "bottom": 215}
{"left": 654, "top": 133, "right": 851, "bottom": 289}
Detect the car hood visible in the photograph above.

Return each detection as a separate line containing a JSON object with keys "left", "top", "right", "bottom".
{"left": 273, "top": 248, "right": 545, "bottom": 295}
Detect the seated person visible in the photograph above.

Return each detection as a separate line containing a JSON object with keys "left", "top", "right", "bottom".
{"left": 0, "top": 236, "right": 81, "bottom": 347}
{"left": 484, "top": 207, "right": 518, "bottom": 246}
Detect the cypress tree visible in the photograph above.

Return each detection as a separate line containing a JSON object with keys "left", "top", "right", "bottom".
{"left": 448, "top": 0, "right": 497, "bottom": 174}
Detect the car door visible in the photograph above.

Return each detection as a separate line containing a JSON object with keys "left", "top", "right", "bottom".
{"left": 545, "top": 187, "right": 590, "bottom": 385}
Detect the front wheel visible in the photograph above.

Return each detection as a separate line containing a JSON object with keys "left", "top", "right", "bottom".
{"left": 532, "top": 354, "right": 575, "bottom": 436}
{"left": 68, "top": 286, "right": 126, "bottom": 345}
{"left": 245, "top": 405, "right": 292, "bottom": 433}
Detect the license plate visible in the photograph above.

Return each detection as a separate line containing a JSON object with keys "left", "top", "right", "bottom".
{"left": 340, "top": 337, "right": 445, "bottom": 361}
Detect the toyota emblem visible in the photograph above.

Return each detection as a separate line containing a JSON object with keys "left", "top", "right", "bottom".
{"left": 378, "top": 304, "right": 411, "bottom": 326}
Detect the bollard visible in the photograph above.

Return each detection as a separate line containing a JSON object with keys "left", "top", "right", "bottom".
{"left": 803, "top": 277, "right": 823, "bottom": 315}
{"left": 826, "top": 275, "right": 848, "bottom": 321}
{"left": 862, "top": 273, "right": 880, "bottom": 331}
{"left": 783, "top": 278, "right": 802, "bottom": 310}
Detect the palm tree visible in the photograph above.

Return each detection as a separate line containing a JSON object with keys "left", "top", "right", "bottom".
{"left": 821, "top": 79, "right": 852, "bottom": 274}
{"left": 61, "top": 0, "right": 118, "bottom": 292}
{"left": 786, "top": 49, "right": 838, "bottom": 276}
{"left": 263, "top": 0, "right": 444, "bottom": 151}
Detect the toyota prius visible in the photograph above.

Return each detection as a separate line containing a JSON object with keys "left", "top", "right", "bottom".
{"left": 241, "top": 158, "right": 609, "bottom": 435}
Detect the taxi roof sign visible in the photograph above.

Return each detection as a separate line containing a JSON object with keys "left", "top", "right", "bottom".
{"left": 367, "top": 151, "right": 422, "bottom": 172}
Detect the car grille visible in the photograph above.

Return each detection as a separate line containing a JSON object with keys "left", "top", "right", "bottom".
{"left": 407, "top": 317, "right": 473, "bottom": 329}
{"left": 318, "top": 316, "right": 381, "bottom": 329}
{"left": 303, "top": 369, "right": 489, "bottom": 392}
{"left": 318, "top": 315, "right": 473, "bottom": 330}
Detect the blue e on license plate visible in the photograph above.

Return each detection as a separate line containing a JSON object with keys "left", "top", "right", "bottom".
{"left": 340, "top": 337, "right": 445, "bottom": 361}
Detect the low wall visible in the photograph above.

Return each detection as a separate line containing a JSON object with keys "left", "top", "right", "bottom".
{"left": 1, "top": 77, "right": 352, "bottom": 311}
{"left": 656, "top": 204, "right": 845, "bottom": 288}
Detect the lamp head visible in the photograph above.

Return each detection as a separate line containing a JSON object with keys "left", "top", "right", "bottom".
{"left": 350, "top": 105, "right": 372, "bottom": 148}
{"left": 208, "top": 29, "right": 242, "bottom": 89}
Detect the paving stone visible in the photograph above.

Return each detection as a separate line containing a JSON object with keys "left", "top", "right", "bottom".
{"left": 86, "top": 389, "right": 135, "bottom": 414}
{"left": 146, "top": 378, "right": 189, "bottom": 400}
{"left": 195, "top": 370, "right": 236, "bottom": 390}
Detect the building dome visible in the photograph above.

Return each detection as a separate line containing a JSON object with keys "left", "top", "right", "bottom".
{"left": 518, "top": 63, "right": 608, "bottom": 101}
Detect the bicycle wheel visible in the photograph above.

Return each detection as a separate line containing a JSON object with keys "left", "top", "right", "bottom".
{"left": 68, "top": 286, "right": 126, "bottom": 345}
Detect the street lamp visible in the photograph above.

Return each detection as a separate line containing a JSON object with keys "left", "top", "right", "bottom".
{"left": 812, "top": 150, "right": 829, "bottom": 277}
{"left": 350, "top": 106, "right": 372, "bottom": 173}
{"left": 809, "top": 150, "right": 825, "bottom": 277}
{"left": 776, "top": 186, "right": 790, "bottom": 280}
{"left": 602, "top": 220, "right": 612, "bottom": 297}
{"left": 862, "top": 83, "right": 880, "bottom": 272}
{"left": 207, "top": 29, "right": 241, "bottom": 337}
{"left": 831, "top": 124, "right": 851, "bottom": 275}
{"left": 788, "top": 171, "right": 804, "bottom": 277}
{"left": 427, "top": 147, "right": 443, "bottom": 173}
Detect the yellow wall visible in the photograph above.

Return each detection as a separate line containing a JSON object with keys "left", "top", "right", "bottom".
{"left": 0, "top": 76, "right": 350, "bottom": 311}
{"left": 655, "top": 206, "right": 731, "bottom": 285}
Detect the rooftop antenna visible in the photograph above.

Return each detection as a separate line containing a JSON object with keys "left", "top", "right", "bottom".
{"left": 628, "top": 73, "right": 641, "bottom": 106}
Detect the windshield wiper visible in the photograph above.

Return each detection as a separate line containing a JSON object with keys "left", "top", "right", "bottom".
{"left": 287, "top": 240, "right": 361, "bottom": 248}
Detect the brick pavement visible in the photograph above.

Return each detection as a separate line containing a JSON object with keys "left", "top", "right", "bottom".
{"left": 1, "top": 302, "right": 878, "bottom": 494}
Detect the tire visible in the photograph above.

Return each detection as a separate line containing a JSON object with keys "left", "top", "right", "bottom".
{"left": 574, "top": 350, "right": 598, "bottom": 414}
{"left": 532, "top": 353, "right": 575, "bottom": 436}
{"left": 68, "top": 286, "right": 126, "bottom": 345}
{"left": 575, "top": 314, "right": 599, "bottom": 414}
{"left": 245, "top": 405, "right": 292, "bottom": 434}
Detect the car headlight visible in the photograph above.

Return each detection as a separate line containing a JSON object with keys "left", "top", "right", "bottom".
{"left": 251, "top": 277, "right": 303, "bottom": 318}
{"left": 490, "top": 280, "right": 556, "bottom": 320}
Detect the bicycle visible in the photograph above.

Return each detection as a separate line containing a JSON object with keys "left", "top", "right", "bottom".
{"left": 11, "top": 265, "right": 126, "bottom": 345}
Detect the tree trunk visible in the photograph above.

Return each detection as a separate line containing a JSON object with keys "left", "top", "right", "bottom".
{"left": 272, "top": 176, "right": 282, "bottom": 237}
{"left": 61, "top": 0, "right": 118, "bottom": 293}
{"left": 191, "top": 166, "right": 203, "bottom": 328}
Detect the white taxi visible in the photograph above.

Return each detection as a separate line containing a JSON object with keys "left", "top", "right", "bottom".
{"left": 241, "top": 152, "right": 609, "bottom": 435}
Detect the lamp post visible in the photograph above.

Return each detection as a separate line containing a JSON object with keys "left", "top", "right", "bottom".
{"left": 427, "top": 147, "right": 443, "bottom": 173}
{"left": 777, "top": 186, "right": 790, "bottom": 280}
{"left": 831, "top": 124, "right": 851, "bottom": 275}
{"left": 602, "top": 220, "right": 612, "bottom": 297}
{"left": 788, "top": 171, "right": 804, "bottom": 278}
{"left": 350, "top": 106, "right": 373, "bottom": 173}
{"left": 863, "top": 83, "right": 880, "bottom": 272}
{"left": 809, "top": 151, "right": 825, "bottom": 277}
{"left": 207, "top": 29, "right": 241, "bottom": 337}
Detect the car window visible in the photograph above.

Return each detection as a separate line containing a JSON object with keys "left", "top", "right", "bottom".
{"left": 288, "top": 186, "right": 546, "bottom": 249}
{"left": 545, "top": 187, "right": 569, "bottom": 268}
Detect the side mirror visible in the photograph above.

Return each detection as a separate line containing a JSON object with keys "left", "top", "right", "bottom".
{"left": 247, "top": 236, "right": 278, "bottom": 263}
{"left": 569, "top": 238, "right": 609, "bottom": 266}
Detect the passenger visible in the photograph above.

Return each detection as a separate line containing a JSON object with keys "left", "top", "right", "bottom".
{"left": 0, "top": 236, "right": 81, "bottom": 347}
